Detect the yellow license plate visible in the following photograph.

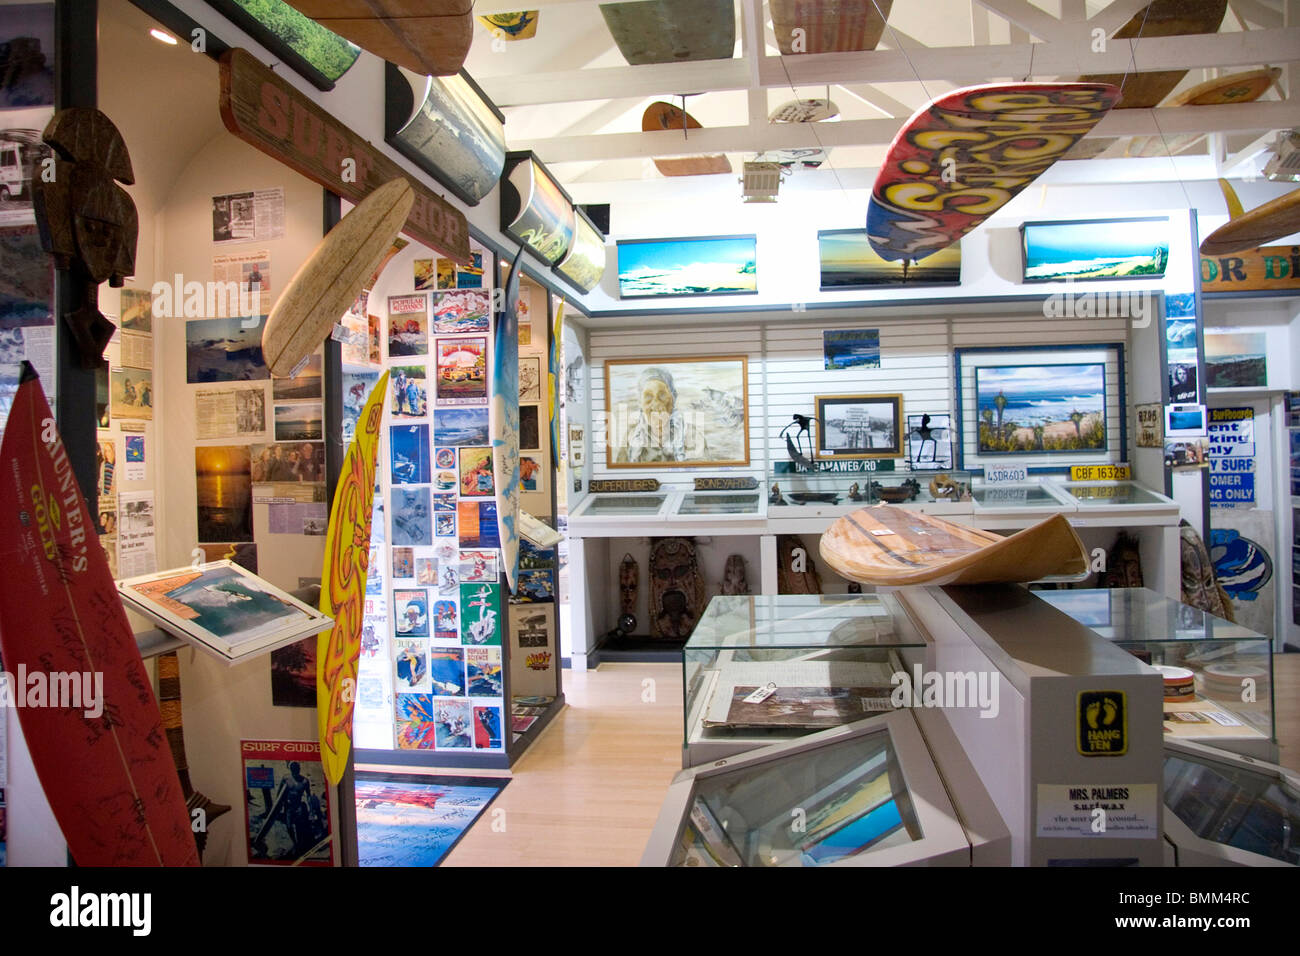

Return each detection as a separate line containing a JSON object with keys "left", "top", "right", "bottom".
{"left": 1070, "top": 465, "right": 1131, "bottom": 481}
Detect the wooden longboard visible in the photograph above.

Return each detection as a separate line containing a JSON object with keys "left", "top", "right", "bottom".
{"left": 263, "top": 178, "right": 413, "bottom": 377}
{"left": 866, "top": 83, "right": 1120, "bottom": 262}
{"left": 0, "top": 366, "right": 198, "bottom": 865}
{"left": 284, "top": 0, "right": 473, "bottom": 76}
{"left": 493, "top": 249, "right": 525, "bottom": 591}
{"left": 820, "top": 505, "right": 1088, "bottom": 587}
{"left": 317, "top": 371, "right": 389, "bottom": 786}
{"left": 770, "top": 0, "right": 892, "bottom": 55}
{"left": 1125, "top": 68, "right": 1280, "bottom": 158}
{"left": 1199, "top": 188, "right": 1300, "bottom": 257}
{"left": 1079, "top": 0, "right": 1227, "bottom": 109}
{"left": 642, "top": 102, "right": 731, "bottom": 177}
{"left": 477, "top": 11, "right": 539, "bottom": 40}
{"left": 600, "top": 0, "right": 734, "bottom": 65}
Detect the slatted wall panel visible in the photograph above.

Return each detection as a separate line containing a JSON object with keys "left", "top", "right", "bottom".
{"left": 953, "top": 315, "right": 1131, "bottom": 471}
{"left": 764, "top": 319, "right": 951, "bottom": 472}
{"left": 589, "top": 325, "right": 766, "bottom": 480}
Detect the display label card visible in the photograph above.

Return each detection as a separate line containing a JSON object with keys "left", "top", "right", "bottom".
{"left": 1069, "top": 464, "right": 1131, "bottom": 481}
{"left": 1077, "top": 690, "right": 1127, "bottom": 756}
{"left": 1036, "top": 784, "right": 1158, "bottom": 839}
{"left": 984, "top": 464, "right": 1027, "bottom": 483}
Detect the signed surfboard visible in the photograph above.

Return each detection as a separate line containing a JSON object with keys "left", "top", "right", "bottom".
{"left": 1080, "top": 0, "right": 1227, "bottom": 110}
{"left": 263, "top": 178, "right": 413, "bottom": 377}
{"left": 1199, "top": 186, "right": 1300, "bottom": 257}
{"left": 284, "top": 0, "right": 473, "bottom": 76}
{"left": 317, "top": 371, "right": 389, "bottom": 786}
{"left": 600, "top": 0, "right": 735, "bottom": 64}
{"left": 769, "top": 0, "right": 891, "bottom": 55}
{"left": 0, "top": 365, "right": 197, "bottom": 865}
{"left": 493, "top": 248, "right": 525, "bottom": 591}
{"left": 820, "top": 505, "right": 1088, "bottom": 587}
{"left": 642, "top": 102, "right": 731, "bottom": 177}
{"left": 865, "top": 83, "right": 1120, "bottom": 262}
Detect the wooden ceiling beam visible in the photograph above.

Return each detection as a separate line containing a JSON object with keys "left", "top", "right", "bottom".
{"left": 972, "top": 0, "right": 1072, "bottom": 42}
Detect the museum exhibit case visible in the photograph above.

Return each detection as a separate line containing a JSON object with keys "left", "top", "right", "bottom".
{"left": 682, "top": 593, "right": 928, "bottom": 765}
{"left": 1036, "top": 588, "right": 1276, "bottom": 760}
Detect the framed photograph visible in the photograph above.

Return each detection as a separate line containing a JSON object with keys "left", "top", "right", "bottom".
{"left": 604, "top": 356, "right": 749, "bottom": 468}
{"left": 118, "top": 561, "right": 333, "bottom": 663}
{"left": 1204, "top": 330, "right": 1268, "bottom": 388}
{"left": 973, "top": 364, "right": 1106, "bottom": 454}
{"left": 954, "top": 344, "right": 1125, "bottom": 471}
{"left": 818, "top": 229, "right": 960, "bottom": 290}
{"left": 616, "top": 235, "right": 757, "bottom": 298}
{"left": 813, "top": 394, "right": 903, "bottom": 460}
{"left": 1020, "top": 217, "right": 1169, "bottom": 282}
{"left": 519, "top": 356, "right": 542, "bottom": 402}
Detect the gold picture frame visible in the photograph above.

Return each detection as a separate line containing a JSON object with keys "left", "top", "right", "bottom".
{"left": 604, "top": 356, "right": 749, "bottom": 469}
{"left": 813, "top": 394, "right": 904, "bottom": 459}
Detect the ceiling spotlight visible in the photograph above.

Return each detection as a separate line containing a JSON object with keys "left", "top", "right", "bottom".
{"left": 740, "top": 161, "right": 783, "bottom": 202}
{"left": 150, "top": 28, "right": 179, "bottom": 45}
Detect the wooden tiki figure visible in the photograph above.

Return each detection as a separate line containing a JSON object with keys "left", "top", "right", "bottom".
{"left": 649, "top": 537, "right": 705, "bottom": 640}
{"left": 32, "top": 107, "right": 138, "bottom": 366}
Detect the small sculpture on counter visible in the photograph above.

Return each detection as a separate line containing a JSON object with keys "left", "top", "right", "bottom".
{"left": 779, "top": 413, "right": 815, "bottom": 468}
{"left": 870, "top": 478, "right": 920, "bottom": 503}
{"left": 769, "top": 482, "right": 785, "bottom": 505}
{"left": 846, "top": 582, "right": 863, "bottom": 594}
{"left": 789, "top": 491, "right": 840, "bottom": 505}
{"left": 720, "top": 554, "right": 750, "bottom": 595}
{"left": 928, "top": 473, "right": 969, "bottom": 501}
{"left": 848, "top": 482, "right": 866, "bottom": 502}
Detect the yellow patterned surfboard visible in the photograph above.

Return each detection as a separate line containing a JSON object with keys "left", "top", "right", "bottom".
{"left": 317, "top": 371, "right": 389, "bottom": 785}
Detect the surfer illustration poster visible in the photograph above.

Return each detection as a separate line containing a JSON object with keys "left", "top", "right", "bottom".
{"left": 394, "top": 588, "right": 430, "bottom": 638}
{"left": 433, "top": 599, "right": 458, "bottom": 640}
{"left": 390, "top": 424, "right": 431, "bottom": 485}
{"left": 434, "top": 406, "right": 489, "bottom": 445}
{"left": 429, "top": 648, "right": 465, "bottom": 696}
{"left": 432, "top": 289, "right": 490, "bottom": 333}
{"left": 387, "top": 294, "right": 428, "bottom": 357}
{"left": 241, "top": 740, "right": 334, "bottom": 866}
{"left": 460, "top": 582, "right": 501, "bottom": 646}
{"left": 465, "top": 647, "right": 502, "bottom": 696}
{"left": 394, "top": 638, "right": 430, "bottom": 692}
{"left": 458, "top": 445, "right": 495, "bottom": 496}
{"left": 604, "top": 356, "right": 749, "bottom": 468}
{"left": 436, "top": 337, "right": 488, "bottom": 405}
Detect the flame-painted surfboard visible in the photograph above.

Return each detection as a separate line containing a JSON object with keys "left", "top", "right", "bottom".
{"left": 549, "top": 297, "right": 564, "bottom": 469}
{"left": 493, "top": 248, "right": 524, "bottom": 591}
{"left": 0, "top": 365, "right": 197, "bottom": 865}
{"left": 316, "top": 371, "right": 389, "bottom": 786}
{"left": 865, "top": 83, "right": 1120, "bottom": 263}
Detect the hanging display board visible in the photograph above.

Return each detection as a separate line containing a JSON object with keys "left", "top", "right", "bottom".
{"left": 1208, "top": 407, "right": 1255, "bottom": 507}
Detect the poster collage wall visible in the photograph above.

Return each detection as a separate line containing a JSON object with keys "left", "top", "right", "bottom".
{"left": 348, "top": 242, "right": 557, "bottom": 754}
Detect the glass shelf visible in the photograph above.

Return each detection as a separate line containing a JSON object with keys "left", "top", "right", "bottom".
{"left": 1053, "top": 480, "right": 1177, "bottom": 509}
{"left": 672, "top": 492, "right": 764, "bottom": 518}
{"left": 767, "top": 469, "right": 972, "bottom": 516}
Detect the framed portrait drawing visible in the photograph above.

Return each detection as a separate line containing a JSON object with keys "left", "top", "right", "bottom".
{"left": 813, "top": 394, "right": 903, "bottom": 460}
{"left": 604, "top": 356, "right": 749, "bottom": 469}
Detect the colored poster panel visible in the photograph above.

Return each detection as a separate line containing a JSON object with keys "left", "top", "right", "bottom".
{"left": 459, "top": 582, "right": 501, "bottom": 646}
{"left": 1208, "top": 407, "right": 1255, "bottom": 507}
{"left": 240, "top": 739, "right": 334, "bottom": 866}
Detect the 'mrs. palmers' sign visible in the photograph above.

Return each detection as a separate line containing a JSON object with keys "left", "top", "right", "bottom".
{"left": 219, "top": 48, "right": 469, "bottom": 264}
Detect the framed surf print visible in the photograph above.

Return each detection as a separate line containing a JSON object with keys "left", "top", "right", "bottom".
{"left": 1020, "top": 217, "right": 1169, "bottom": 283}
{"left": 813, "top": 394, "right": 903, "bottom": 460}
{"left": 818, "top": 229, "right": 960, "bottom": 290}
{"left": 603, "top": 356, "right": 749, "bottom": 468}
{"left": 954, "top": 344, "right": 1126, "bottom": 472}
{"left": 554, "top": 205, "right": 607, "bottom": 293}
{"left": 616, "top": 235, "right": 757, "bottom": 299}
{"left": 500, "top": 151, "right": 576, "bottom": 265}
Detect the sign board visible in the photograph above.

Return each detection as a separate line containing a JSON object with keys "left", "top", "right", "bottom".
{"left": 219, "top": 48, "right": 470, "bottom": 263}
{"left": 1135, "top": 404, "right": 1163, "bottom": 448}
{"left": 1207, "top": 407, "right": 1256, "bottom": 507}
{"left": 1201, "top": 245, "right": 1300, "bottom": 294}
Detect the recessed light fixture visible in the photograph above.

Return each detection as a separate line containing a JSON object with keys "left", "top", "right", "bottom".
{"left": 150, "top": 28, "right": 178, "bottom": 45}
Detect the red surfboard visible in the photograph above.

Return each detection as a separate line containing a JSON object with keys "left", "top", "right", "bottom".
{"left": 866, "top": 83, "right": 1120, "bottom": 262}
{"left": 0, "top": 365, "right": 197, "bottom": 866}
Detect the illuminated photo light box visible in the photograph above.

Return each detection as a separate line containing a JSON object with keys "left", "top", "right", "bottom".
{"left": 500, "top": 151, "right": 576, "bottom": 265}
{"left": 206, "top": 0, "right": 360, "bottom": 90}
{"left": 616, "top": 235, "right": 758, "bottom": 298}
{"left": 1020, "top": 217, "right": 1169, "bottom": 283}
{"left": 818, "top": 229, "right": 960, "bottom": 290}
{"left": 385, "top": 64, "right": 506, "bottom": 207}
{"left": 555, "top": 206, "right": 607, "bottom": 293}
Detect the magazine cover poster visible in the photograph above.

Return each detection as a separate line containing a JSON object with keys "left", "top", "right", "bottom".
{"left": 465, "top": 646, "right": 502, "bottom": 696}
{"left": 429, "top": 646, "right": 466, "bottom": 696}
{"left": 474, "top": 705, "right": 503, "bottom": 749}
{"left": 434, "top": 698, "right": 474, "bottom": 749}
{"left": 241, "top": 740, "right": 334, "bottom": 866}
{"left": 460, "top": 582, "right": 502, "bottom": 646}
{"left": 433, "top": 598, "right": 459, "bottom": 640}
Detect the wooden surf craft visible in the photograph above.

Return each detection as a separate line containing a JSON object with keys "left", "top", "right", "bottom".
{"left": 866, "top": 83, "right": 1120, "bottom": 262}
{"left": 493, "top": 248, "right": 525, "bottom": 591}
{"left": 0, "top": 366, "right": 198, "bottom": 865}
{"left": 600, "top": 0, "right": 735, "bottom": 65}
{"left": 283, "top": 0, "right": 473, "bottom": 76}
{"left": 1125, "top": 68, "right": 1280, "bottom": 158}
{"left": 157, "top": 650, "right": 231, "bottom": 856}
{"left": 769, "top": 0, "right": 892, "bottom": 55}
{"left": 1079, "top": 0, "right": 1227, "bottom": 110}
{"left": 642, "top": 102, "right": 731, "bottom": 177}
{"left": 317, "top": 371, "right": 389, "bottom": 786}
{"left": 263, "top": 178, "right": 413, "bottom": 377}
{"left": 1199, "top": 184, "right": 1300, "bottom": 257}
{"left": 820, "top": 505, "right": 1088, "bottom": 587}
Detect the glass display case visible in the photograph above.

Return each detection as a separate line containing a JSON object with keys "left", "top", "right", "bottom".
{"left": 682, "top": 593, "right": 928, "bottom": 765}
{"left": 767, "top": 468, "right": 973, "bottom": 518}
{"left": 1163, "top": 740, "right": 1299, "bottom": 866}
{"left": 971, "top": 480, "right": 1075, "bottom": 517}
{"left": 1053, "top": 479, "right": 1178, "bottom": 511}
{"left": 670, "top": 491, "right": 764, "bottom": 519}
{"left": 569, "top": 492, "right": 669, "bottom": 519}
{"left": 1035, "top": 588, "right": 1275, "bottom": 759}
{"left": 643, "top": 711, "right": 988, "bottom": 867}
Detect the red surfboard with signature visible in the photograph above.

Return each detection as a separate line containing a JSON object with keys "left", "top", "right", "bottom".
{"left": 0, "top": 365, "right": 197, "bottom": 865}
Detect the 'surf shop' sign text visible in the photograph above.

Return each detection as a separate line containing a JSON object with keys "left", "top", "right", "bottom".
{"left": 1201, "top": 245, "right": 1300, "bottom": 293}
{"left": 219, "top": 48, "right": 470, "bottom": 264}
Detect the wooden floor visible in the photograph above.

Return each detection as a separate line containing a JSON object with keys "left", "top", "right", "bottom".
{"left": 378, "top": 654, "right": 1300, "bottom": 867}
